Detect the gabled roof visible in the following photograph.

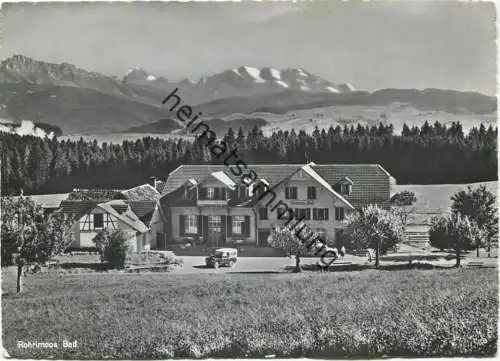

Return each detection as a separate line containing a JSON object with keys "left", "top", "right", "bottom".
{"left": 67, "top": 189, "right": 123, "bottom": 201}
{"left": 121, "top": 184, "right": 160, "bottom": 201}
{"left": 201, "top": 171, "right": 237, "bottom": 190}
{"left": 311, "top": 164, "right": 392, "bottom": 208}
{"left": 161, "top": 163, "right": 392, "bottom": 209}
{"left": 7, "top": 193, "right": 70, "bottom": 209}
{"left": 337, "top": 176, "right": 354, "bottom": 185}
{"left": 98, "top": 200, "right": 149, "bottom": 233}
{"left": 129, "top": 200, "right": 157, "bottom": 225}
{"left": 302, "top": 165, "right": 355, "bottom": 209}
{"left": 60, "top": 200, "right": 100, "bottom": 218}
{"left": 162, "top": 165, "right": 303, "bottom": 196}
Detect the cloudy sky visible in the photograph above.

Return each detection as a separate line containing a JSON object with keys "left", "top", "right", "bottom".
{"left": 1, "top": 1, "right": 496, "bottom": 94}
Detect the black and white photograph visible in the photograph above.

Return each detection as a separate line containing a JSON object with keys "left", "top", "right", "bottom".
{"left": 0, "top": 1, "right": 498, "bottom": 359}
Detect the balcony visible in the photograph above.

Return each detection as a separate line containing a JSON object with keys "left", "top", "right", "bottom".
{"left": 197, "top": 198, "right": 228, "bottom": 206}
{"left": 288, "top": 199, "right": 315, "bottom": 205}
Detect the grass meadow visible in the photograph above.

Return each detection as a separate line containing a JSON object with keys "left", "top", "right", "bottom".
{"left": 2, "top": 268, "right": 497, "bottom": 359}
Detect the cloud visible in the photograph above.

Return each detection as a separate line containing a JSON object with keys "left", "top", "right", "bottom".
{"left": 0, "top": 120, "right": 55, "bottom": 139}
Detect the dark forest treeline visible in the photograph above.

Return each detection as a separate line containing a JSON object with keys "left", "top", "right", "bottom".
{"left": 0, "top": 121, "right": 497, "bottom": 195}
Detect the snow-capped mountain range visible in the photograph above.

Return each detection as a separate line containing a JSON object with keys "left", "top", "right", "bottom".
{"left": 122, "top": 64, "right": 356, "bottom": 94}
{"left": 0, "top": 55, "right": 495, "bottom": 135}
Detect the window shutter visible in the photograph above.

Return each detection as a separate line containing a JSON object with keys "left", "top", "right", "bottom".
{"left": 202, "top": 216, "right": 209, "bottom": 239}
{"left": 221, "top": 215, "right": 227, "bottom": 241}
{"left": 313, "top": 208, "right": 318, "bottom": 220}
{"left": 227, "top": 216, "right": 232, "bottom": 236}
{"left": 325, "top": 208, "right": 329, "bottom": 221}
{"left": 244, "top": 216, "right": 251, "bottom": 237}
{"left": 199, "top": 187, "right": 205, "bottom": 200}
{"left": 306, "top": 208, "right": 311, "bottom": 220}
{"left": 285, "top": 187, "right": 289, "bottom": 199}
{"left": 179, "top": 215, "right": 185, "bottom": 236}
{"left": 197, "top": 216, "right": 202, "bottom": 236}
{"left": 214, "top": 188, "right": 220, "bottom": 199}
{"left": 221, "top": 188, "right": 226, "bottom": 200}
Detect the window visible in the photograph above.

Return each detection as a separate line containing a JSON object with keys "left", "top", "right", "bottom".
{"left": 93, "top": 213, "right": 104, "bottom": 229}
{"left": 232, "top": 216, "right": 245, "bottom": 235}
{"left": 335, "top": 207, "right": 345, "bottom": 221}
{"left": 313, "top": 208, "right": 329, "bottom": 221}
{"left": 341, "top": 184, "right": 352, "bottom": 195}
{"left": 184, "top": 215, "right": 198, "bottom": 234}
{"left": 294, "top": 208, "right": 311, "bottom": 220}
{"left": 208, "top": 215, "right": 222, "bottom": 228}
{"left": 285, "top": 186, "right": 297, "bottom": 199}
{"left": 259, "top": 207, "right": 268, "bottom": 220}
{"left": 207, "top": 187, "right": 215, "bottom": 200}
{"left": 307, "top": 186, "right": 317, "bottom": 200}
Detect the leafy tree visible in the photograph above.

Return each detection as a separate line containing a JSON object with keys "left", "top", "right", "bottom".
{"left": 430, "top": 214, "right": 479, "bottom": 267}
{"left": 343, "top": 205, "right": 404, "bottom": 267}
{"left": 429, "top": 216, "right": 449, "bottom": 251}
{"left": 268, "top": 227, "right": 323, "bottom": 272}
{"left": 451, "top": 185, "right": 498, "bottom": 257}
{"left": 391, "top": 190, "right": 417, "bottom": 240}
{"left": 1, "top": 196, "right": 74, "bottom": 292}
{"left": 391, "top": 190, "right": 417, "bottom": 207}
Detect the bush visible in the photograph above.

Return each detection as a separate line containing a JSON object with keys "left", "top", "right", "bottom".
{"left": 64, "top": 247, "right": 100, "bottom": 254}
{"left": 103, "top": 230, "right": 129, "bottom": 269}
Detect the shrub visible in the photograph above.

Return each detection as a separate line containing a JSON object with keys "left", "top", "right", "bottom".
{"left": 103, "top": 230, "right": 129, "bottom": 269}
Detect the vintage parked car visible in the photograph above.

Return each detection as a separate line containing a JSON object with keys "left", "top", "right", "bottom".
{"left": 205, "top": 248, "right": 238, "bottom": 268}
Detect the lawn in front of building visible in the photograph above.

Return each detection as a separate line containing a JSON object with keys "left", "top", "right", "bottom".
{"left": 2, "top": 267, "right": 497, "bottom": 359}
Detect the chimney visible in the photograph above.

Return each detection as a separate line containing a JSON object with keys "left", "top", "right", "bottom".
{"left": 150, "top": 176, "right": 160, "bottom": 191}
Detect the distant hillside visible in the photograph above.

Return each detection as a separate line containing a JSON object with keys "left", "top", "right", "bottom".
{"left": 391, "top": 181, "right": 498, "bottom": 215}
{"left": 0, "top": 55, "right": 496, "bottom": 135}
{"left": 0, "top": 83, "right": 177, "bottom": 134}
{"left": 194, "top": 88, "right": 496, "bottom": 117}
{"left": 126, "top": 117, "right": 267, "bottom": 135}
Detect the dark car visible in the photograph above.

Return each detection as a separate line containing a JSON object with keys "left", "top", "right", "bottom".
{"left": 205, "top": 248, "right": 238, "bottom": 268}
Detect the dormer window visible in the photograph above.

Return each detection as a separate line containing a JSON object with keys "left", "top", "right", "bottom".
{"left": 250, "top": 179, "right": 270, "bottom": 198}
{"left": 341, "top": 184, "right": 352, "bottom": 195}
{"left": 335, "top": 177, "right": 353, "bottom": 196}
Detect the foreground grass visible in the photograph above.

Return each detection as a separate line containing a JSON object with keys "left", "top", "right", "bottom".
{"left": 2, "top": 269, "right": 498, "bottom": 358}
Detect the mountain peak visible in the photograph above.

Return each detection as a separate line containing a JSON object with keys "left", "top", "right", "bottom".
{"left": 201, "top": 65, "right": 352, "bottom": 94}
{"left": 122, "top": 67, "right": 168, "bottom": 84}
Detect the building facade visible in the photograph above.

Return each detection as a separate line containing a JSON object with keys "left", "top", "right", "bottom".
{"left": 158, "top": 163, "right": 394, "bottom": 247}
{"left": 61, "top": 184, "right": 162, "bottom": 251}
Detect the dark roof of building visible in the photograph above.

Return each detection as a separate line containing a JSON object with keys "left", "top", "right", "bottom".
{"left": 161, "top": 163, "right": 392, "bottom": 209}
{"left": 60, "top": 200, "right": 99, "bottom": 218}
{"left": 312, "top": 164, "right": 391, "bottom": 208}
{"left": 162, "top": 165, "right": 303, "bottom": 196}
{"left": 5, "top": 193, "right": 70, "bottom": 209}
{"left": 67, "top": 189, "right": 124, "bottom": 201}
{"left": 122, "top": 184, "right": 160, "bottom": 201}
{"left": 129, "top": 200, "right": 157, "bottom": 225}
